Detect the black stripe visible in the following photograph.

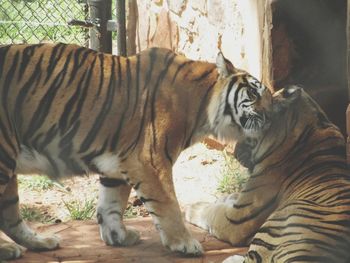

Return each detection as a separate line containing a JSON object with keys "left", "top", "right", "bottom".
{"left": 192, "top": 67, "right": 216, "bottom": 82}
{"left": 0, "top": 45, "right": 11, "bottom": 79}
{"left": 133, "top": 181, "right": 141, "bottom": 190}
{"left": 79, "top": 56, "right": 116, "bottom": 153}
{"left": 185, "top": 80, "right": 217, "bottom": 147}
{"left": 150, "top": 53, "right": 176, "bottom": 150}
{"left": 171, "top": 60, "right": 193, "bottom": 84}
{"left": 18, "top": 45, "right": 42, "bottom": 78}
{"left": 233, "top": 82, "right": 246, "bottom": 114}
{"left": 164, "top": 135, "right": 173, "bottom": 164}
{"left": 250, "top": 238, "right": 276, "bottom": 251}
{"left": 66, "top": 56, "right": 98, "bottom": 129}
{"left": 223, "top": 77, "right": 238, "bottom": 121}
{"left": 226, "top": 195, "right": 277, "bottom": 224}
{"left": 45, "top": 43, "right": 67, "bottom": 82}
{"left": 131, "top": 54, "right": 141, "bottom": 117}
{"left": 0, "top": 143, "right": 16, "bottom": 170}
{"left": 15, "top": 54, "right": 44, "bottom": 135}
{"left": 24, "top": 50, "right": 74, "bottom": 142}
{"left": 97, "top": 54, "right": 105, "bottom": 97}
{"left": 100, "top": 177, "right": 127, "bottom": 187}
{"left": 2, "top": 50, "right": 20, "bottom": 132}
{"left": 247, "top": 250, "right": 262, "bottom": 263}
{"left": 67, "top": 46, "right": 88, "bottom": 85}
{"left": 59, "top": 69, "right": 88, "bottom": 132}
{"left": 143, "top": 48, "right": 157, "bottom": 90}
{"left": 37, "top": 124, "right": 58, "bottom": 151}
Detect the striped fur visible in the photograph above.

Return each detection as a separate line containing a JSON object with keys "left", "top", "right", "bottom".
{"left": 0, "top": 43, "right": 271, "bottom": 260}
{"left": 186, "top": 86, "right": 350, "bottom": 262}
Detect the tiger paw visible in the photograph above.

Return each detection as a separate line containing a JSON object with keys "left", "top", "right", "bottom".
{"left": 166, "top": 237, "right": 203, "bottom": 256}
{"left": 222, "top": 255, "right": 245, "bottom": 263}
{"left": 25, "top": 235, "right": 60, "bottom": 251}
{"left": 185, "top": 202, "right": 210, "bottom": 231}
{"left": 0, "top": 242, "right": 25, "bottom": 260}
{"left": 101, "top": 226, "right": 140, "bottom": 246}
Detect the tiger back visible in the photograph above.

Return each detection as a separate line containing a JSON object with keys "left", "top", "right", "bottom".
{"left": 186, "top": 86, "right": 350, "bottom": 262}
{"left": 0, "top": 43, "right": 272, "bottom": 260}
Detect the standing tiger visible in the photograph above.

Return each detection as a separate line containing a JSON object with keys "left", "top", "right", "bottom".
{"left": 0, "top": 43, "right": 272, "bottom": 260}
{"left": 186, "top": 86, "right": 350, "bottom": 262}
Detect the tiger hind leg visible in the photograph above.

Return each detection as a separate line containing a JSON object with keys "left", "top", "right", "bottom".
{"left": 97, "top": 177, "right": 140, "bottom": 246}
{"left": 131, "top": 163, "right": 202, "bottom": 256}
{"left": 0, "top": 174, "right": 59, "bottom": 259}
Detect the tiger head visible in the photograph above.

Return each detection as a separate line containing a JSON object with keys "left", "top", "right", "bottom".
{"left": 208, "top": 52, "right": 273, "bottom": 141}
{"left": 270, "top": 85, "right": 341, "bottom": 136}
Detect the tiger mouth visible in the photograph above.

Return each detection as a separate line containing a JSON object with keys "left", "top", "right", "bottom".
{"left": 240, "top": 113, "right": 266, "bottom": 133}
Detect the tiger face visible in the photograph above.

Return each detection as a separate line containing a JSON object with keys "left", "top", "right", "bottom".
{"left": 208, "top": 53, "right": 272, "bottom": 142}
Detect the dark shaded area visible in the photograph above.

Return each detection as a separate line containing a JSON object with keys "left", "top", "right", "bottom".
{"left": 272, "top": 0, "right": 348, "bottom": 135}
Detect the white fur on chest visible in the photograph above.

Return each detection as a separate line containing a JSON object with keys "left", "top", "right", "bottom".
{"left": 92, "top": 153, "right": 120, "bottom": 176}
{"left": 16, "top": 146, "right": 52, "bottom": 175}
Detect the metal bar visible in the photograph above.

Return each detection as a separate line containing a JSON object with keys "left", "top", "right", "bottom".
{"left": 115, "top": 0, "right": 126, "bottom": 56}
{"left": 88, "top": 0, "right": 112, "bottom": 53}
{"left": 347, "top": 0, "right": 350, "bottom": 165}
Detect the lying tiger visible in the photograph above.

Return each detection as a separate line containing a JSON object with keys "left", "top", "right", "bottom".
{"left": 186, "top": 86, "right": 350, "bottom": 262}
{"left": 0, "top": 43, "right": 272, "bottom": 260}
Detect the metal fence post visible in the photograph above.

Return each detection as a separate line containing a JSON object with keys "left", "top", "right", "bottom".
{"left": 88, "top": 0, "right": 112, "bottom": 53}
{"left": 116, "top": 0, "right": 127, "bottom": 56}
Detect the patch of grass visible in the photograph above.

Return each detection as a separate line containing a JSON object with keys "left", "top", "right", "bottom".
{"left": 20, "top": 205, "right": 52, "bottom": 223}
{"left": 124, "top": 205, "right": 139, "bottom": 219}
{"left": 63, "top": 199, "right": 96, "bottom": 220}
{"left": 217, "top": 151, "right": 249, "bottom": 194}
{"left": 18, "top": 175, "right": 55, "bottom": 191}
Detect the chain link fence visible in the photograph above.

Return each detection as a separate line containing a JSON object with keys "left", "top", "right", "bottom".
{"left": 0, "top": 0, "right": 90, "bottom": 46}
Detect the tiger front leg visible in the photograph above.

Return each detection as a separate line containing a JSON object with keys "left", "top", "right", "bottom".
{"left": 132, "top": 163, "right": 203, "bottom": 256}
{"left": 186, "top": 179, "right": 278, "bottom": 246}
{"left": 0, "top": 175, "right": 59, "bottom": 260}
{"left": 97, "top": 177, "right": 140, "bottom": 246}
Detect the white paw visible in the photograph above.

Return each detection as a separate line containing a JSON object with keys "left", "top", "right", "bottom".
{"left": 167, "top": 237, "right": 203, "bottom": 256}
{"left": 100, "top": 224, "right": 140, "bottom": 246}
{"left": 185, "top": 202, "right": 210, "bottom": 230}
{"left": 216, "top": 193, "right": 238, "bottom": 206}
{"left": 222, "top": 255, "right": 245, "bottom": 263}
{"left": 0, "top": 242, "right": 25, "bottom": 260}
{"left": 27, "top": 235, "right": 60, "bottom": 251}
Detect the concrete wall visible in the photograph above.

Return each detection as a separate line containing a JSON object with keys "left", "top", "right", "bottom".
{"left": 131, "top": 0, "right": 266, "bottom": 80}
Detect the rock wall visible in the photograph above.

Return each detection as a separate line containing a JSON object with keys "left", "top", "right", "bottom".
{"left": 132, "top": 0, "right": 266, "bottom": 79}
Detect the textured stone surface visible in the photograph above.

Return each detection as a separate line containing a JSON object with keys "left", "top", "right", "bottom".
{"left": 150, "top": 8, "right": 178, "bottom": 50}
{"left": 167, "top": 0, "right": 188, "bottom": 15}
{"left": 11, "top": 219, "right": 247, "bottom": 262}
{"left": 191, "top": 0, "right": 207, "bottom": 14}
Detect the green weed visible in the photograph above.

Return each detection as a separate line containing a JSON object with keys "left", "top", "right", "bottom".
{"left": 18, "top": 175, "right": 55, "bottom": 191}
{"left": 217, "top": 151, "right": 248, "bottom": 194}
{"left": 20, "top": 205, "right": 52, "bottom": 223}
{"left": 63, "top": 199, "right": 96, "bottom": 220}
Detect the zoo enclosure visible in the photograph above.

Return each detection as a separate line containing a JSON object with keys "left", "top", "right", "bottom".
{"left": 0, "top": 0, "right": 90, "bottom": 47}
{"left": 0, "top": 0, "right": 126, "bottom": 54}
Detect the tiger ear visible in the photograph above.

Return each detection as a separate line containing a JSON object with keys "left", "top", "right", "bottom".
{"left": 281, "top": 85, "right": 302, "bottom": 100}
{"left": 273, "top": 85, "right": 302, "bottom": 113}
{"left": 216, "top": 52, "right": 236, "bottom": 78}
